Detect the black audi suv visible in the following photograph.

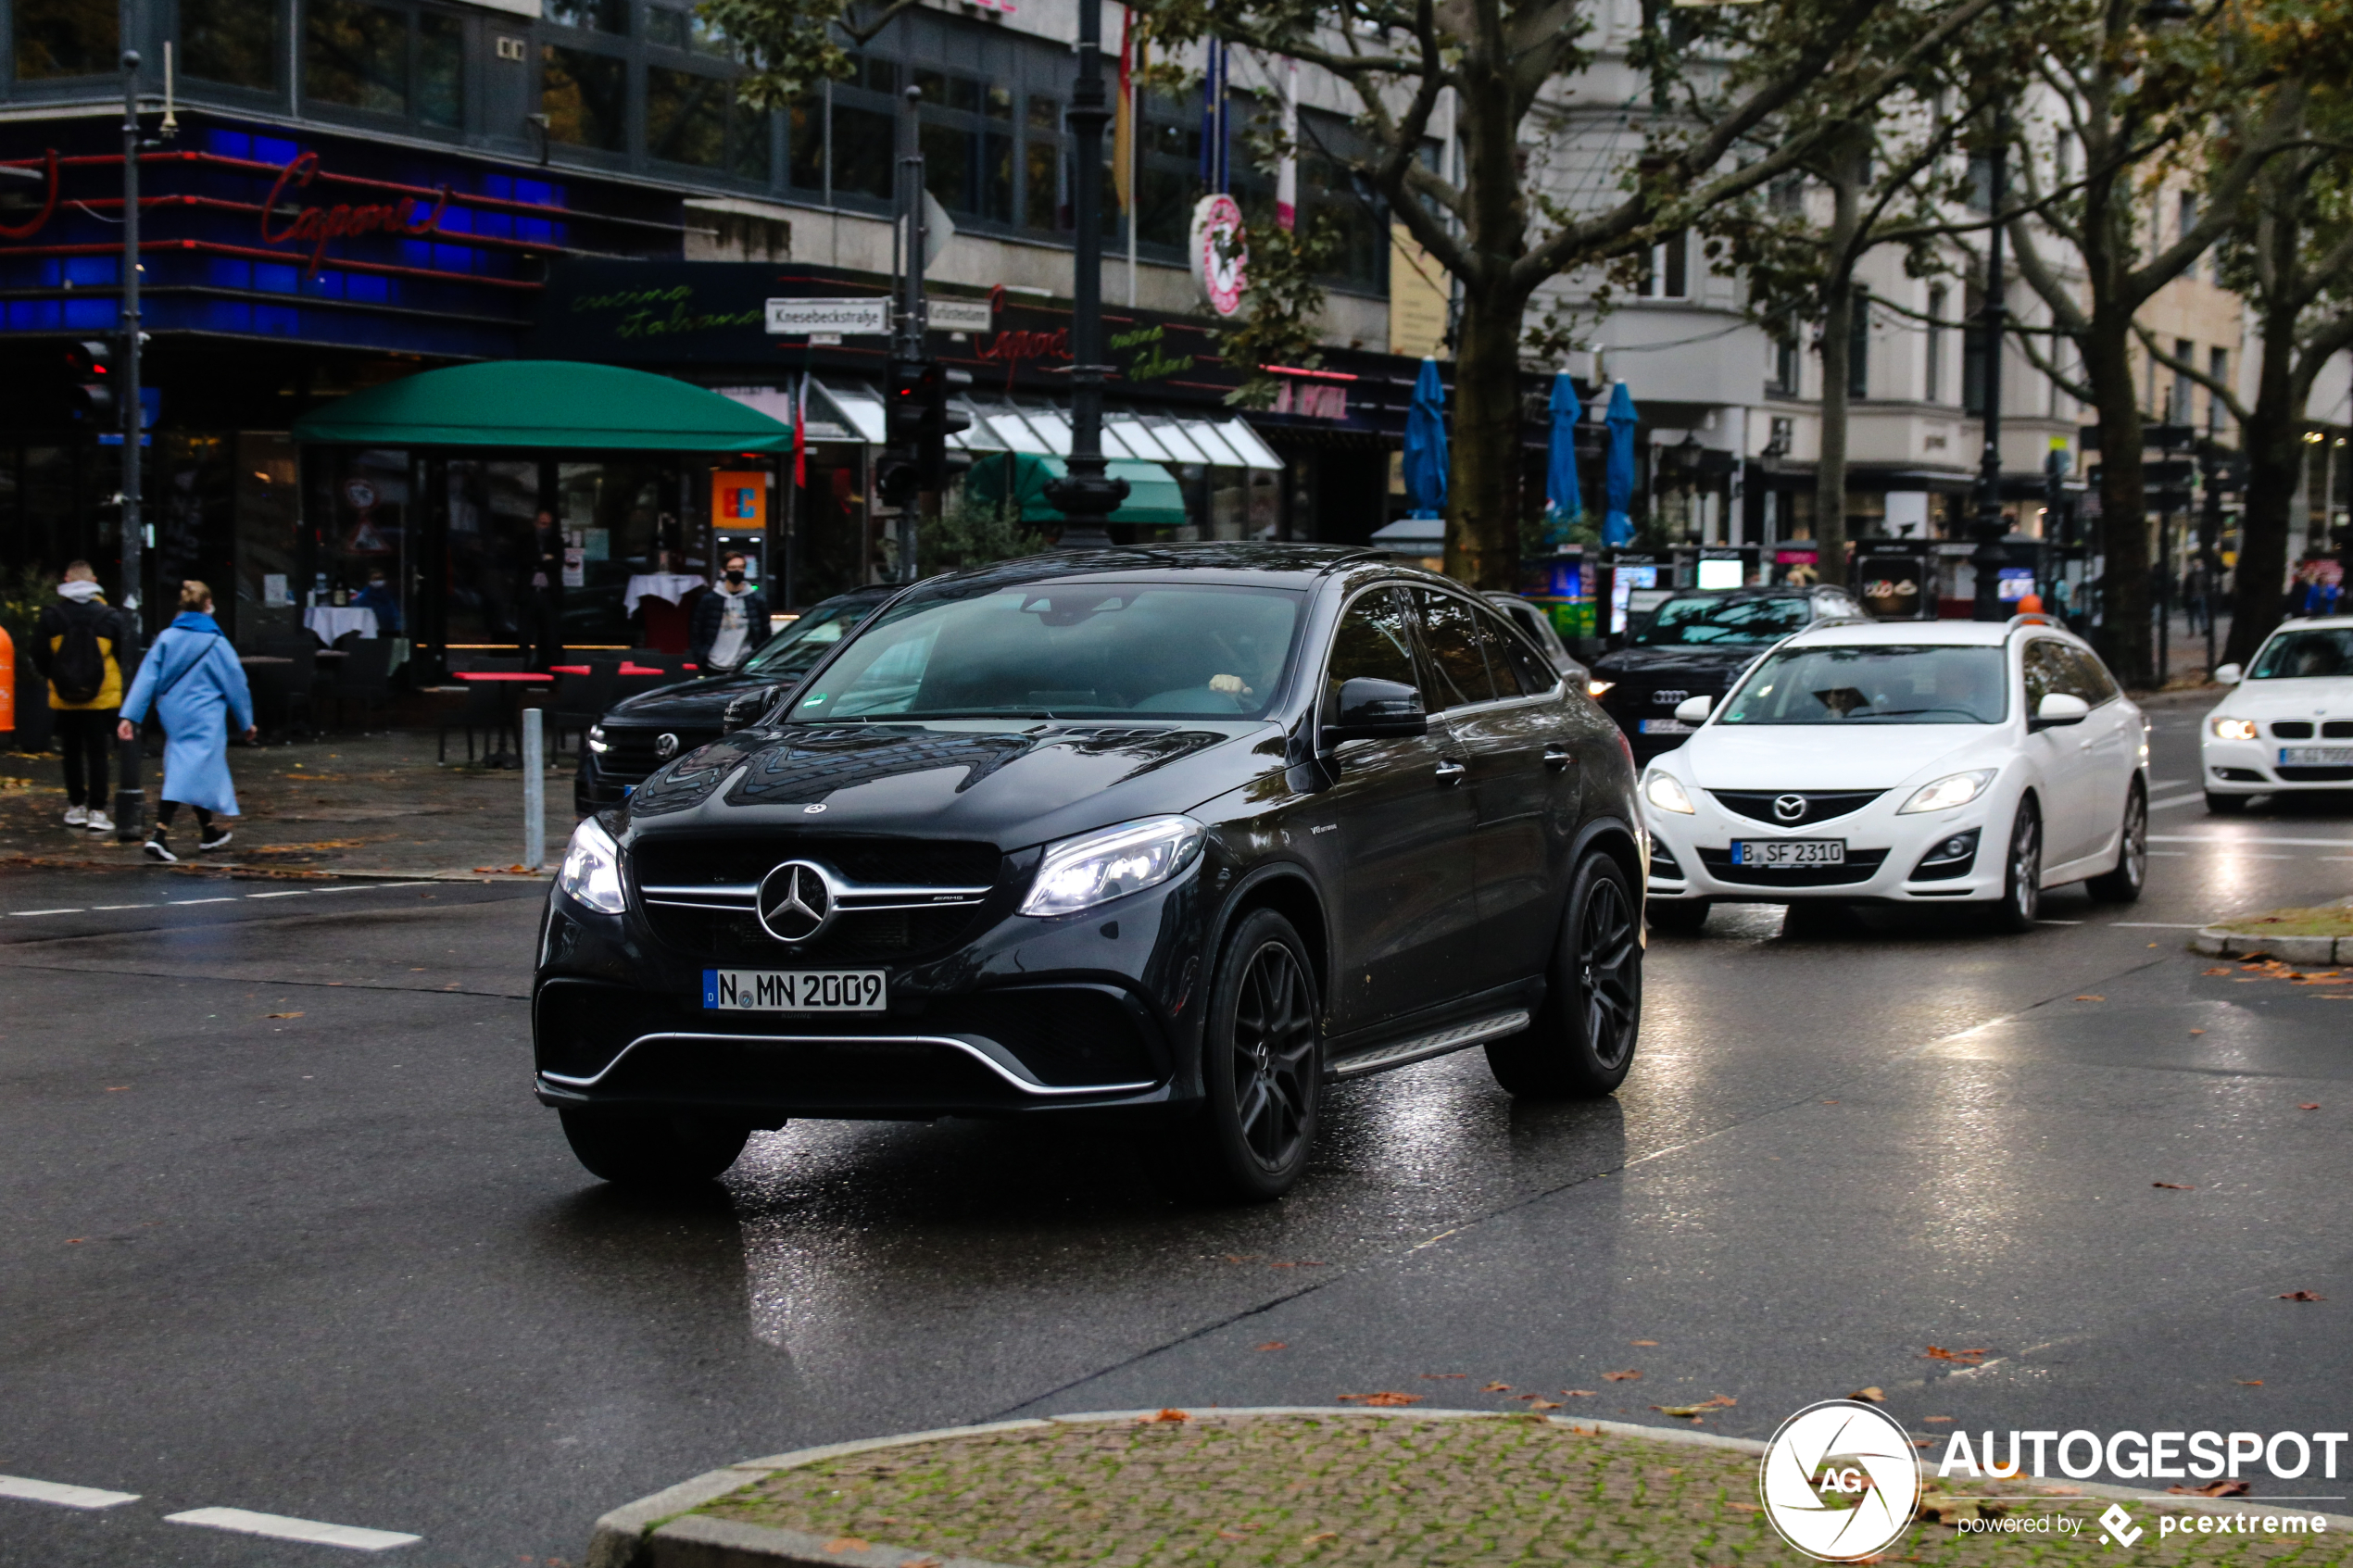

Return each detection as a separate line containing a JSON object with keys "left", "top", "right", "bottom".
{"left": 1590, "top": 586, "right": 1869, "bottom": 763}
{"left": 535, "top": 546, "right": 1646, "bottom": 1199}
{"left": 575, "top": 585, "right": 893, "bottom": 814}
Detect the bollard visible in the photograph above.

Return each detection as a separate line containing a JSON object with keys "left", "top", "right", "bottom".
{"left": 522, "top": 706, "right": 545, "bottom": 872}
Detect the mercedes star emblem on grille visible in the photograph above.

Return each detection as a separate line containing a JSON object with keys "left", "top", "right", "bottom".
{"left": 654, "top": 733, "right": 680, "bottom": 759}
{"left": 756, "top": 860, "right": 835, "bottom": 944}
{"left": 1653, "top": 689, "right": 1689, "bottom": 706}
{"left": 1773, "top": 794, "right": 1807, "bottom": 822}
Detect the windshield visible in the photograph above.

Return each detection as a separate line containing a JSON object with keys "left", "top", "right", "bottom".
{"left": 784, "top": 583, "right": 1305, "bottom": 721}
{"left": 1636, "top": 596, "right": 1811, "bottom": 646}
{"left": 1720, "top": 645, "right": 2008, "bottom": 725}
{"left": 2249, "top": 628, "right": 2353, "bottom": 680}
{"left": 743, "top": 597, "right": 876, "bottom": 676}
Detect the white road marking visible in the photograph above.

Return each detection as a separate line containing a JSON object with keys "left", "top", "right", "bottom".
{"left": 245, "top": 890, "right": 310, "bottom": 898}
{"left": 9, "top": 909, "right": 82, "bottom": 917}
{"left": 165, "top": 1507, "right": 420, "bottom": 1550}
{"left": 90, "top": 903, "right": 152, "bottom": 909}
{"left": 169, "top": 897, "right": 235, "bottom": 905}
{"left": 0, "top": 1475, "right": 140, "bottom": 1509}
{"left": 2036, "top": 920, "right": 2084, "bottom": 925}
{"left": 2111, "top": 922, "right": 2209, "bottom": 928}
{"left": 2150, "top": 834, "right": 2353, "bottom": 847}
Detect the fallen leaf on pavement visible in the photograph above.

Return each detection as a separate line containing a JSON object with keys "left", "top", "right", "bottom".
{"left": 1482, "top": 1381, "right": 1512, "bottom": 1392}
{"left": 1223, "top": 1253, "right": 1260, "bottom": 1264}
{"left": 1523, "top": 1399, "right": 1564, "bottom": 1410}
{"left": 1255, "top": 1342, "right": 1287, "bottom": 1351}
{"left": 1302, "top": 1531, "right": 1339, "bottom": 1544}
{"left": 2074, "top": 995, "right": 2105, "bottom": 1002}
{"left": 2280, "top": 1290, "right": 2326, "bottom": 1301}
{"left": 2205, "top": 967, "right": 2232, "bottom": 975}
{"left": 1139, "top": 1408, "right": 1190, "bottom": 1423}
{"left": 2170, "top": 1480, "right": 2251, "bottom": 1498}
{"left": 2237, "top": 1380, "right": 2263, "bottom": 1386}
{"left": 1851, "top": 1386, "right": 1886, "bottom": 1402}
{"left": 2153, "top": 1182, "right": 2195, "bottom": 1190}
{"left": 264, "top": 1011, "right": 303, "bottom": 1019}
{"left": 823, "top": 1538, "right": 870, "bottom": 1554}
{"left": 1630, "top": 1339, "right": 1659, "bottom": 1346}
{"left": 2300, "top": 1103, "right": 2321, "bottom": 1110}
{"left": 1338, "top": 1391, "right": 1423, "bottom": 1407}
{"left": 1604, "top": 1370, "right": 1642, "bottom": 1382}
{"left": 1654, "top": 1396, "right": 1737, "bottom": 1418}
{"left": 1923, "top": 1346, "right": 1991, "bottom": 1361}
{"left": 2190, "top": 1029, "right": 2206, "bottom": 1035}
{"left": 1562, "top": 1389, "right": 1599, "bottom": 1397}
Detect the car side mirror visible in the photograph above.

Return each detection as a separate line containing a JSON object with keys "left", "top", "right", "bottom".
{"left": 2213, "top": 663, "right": 2243, "bottom": 685}
{"left": 1322, "top": 677, "right": 1428, "bottom": 746}
{"left": 722, "top": 684, "right": 785, "bottom": 734}
{"left": 1673, "top": 694, "right": 1714, "bottom": 724}
{"left": 2029, "top": 691, "right": 2091, "bottom": 731}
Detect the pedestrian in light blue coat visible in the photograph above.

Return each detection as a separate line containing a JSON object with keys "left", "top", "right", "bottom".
{"left": 118, "top": 580, "right": 257, "bottom": 863}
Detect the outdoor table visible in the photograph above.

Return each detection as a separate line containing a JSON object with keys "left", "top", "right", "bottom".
{"left": 622, "top": 573, "right": 706, "bottom": 616}
{"left": 452, "top": 671, "right": 555, "bottom": 768}
{"left": 303, "top": 605, "right": 380, "bottom": 645}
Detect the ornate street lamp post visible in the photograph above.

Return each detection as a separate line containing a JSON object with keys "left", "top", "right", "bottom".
{"left": 1041, "top": 0, "right": 1128, "bottom": 546}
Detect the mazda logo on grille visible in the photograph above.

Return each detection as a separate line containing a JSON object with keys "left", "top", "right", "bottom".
{"left": 756, "top": 860, "right": 836, "bottom": 944}
{"left": 654, "top": 733, "right": 680, "bottom": 760}
{"left": 1653, "top": 689, "right": 1690, "bottom": 706}
{"left": 1773, "top": 794, "right": 1808, "bottom": 822}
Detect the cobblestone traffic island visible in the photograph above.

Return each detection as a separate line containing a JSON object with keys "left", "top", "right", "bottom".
{"left": 586, "top": 1410, "right": 2345, "bottom": 1568}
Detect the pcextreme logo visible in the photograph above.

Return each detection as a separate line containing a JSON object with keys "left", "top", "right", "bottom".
{"left": 1759, "top": 1399, "right": 1924, "bottom": 1562}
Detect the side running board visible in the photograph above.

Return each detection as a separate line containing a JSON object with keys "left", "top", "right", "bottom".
{"left": 1328, "top": 1010, "right": 1531, "bottom": 1079}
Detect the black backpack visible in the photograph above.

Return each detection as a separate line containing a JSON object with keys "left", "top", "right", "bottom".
{"left": 48, "top": 603, "right": 112, "bottom": 706}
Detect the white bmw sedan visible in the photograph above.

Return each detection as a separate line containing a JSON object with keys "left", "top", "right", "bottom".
{"left": 1639, "top": 617, "right": 2149, "bottom": 933}
{"left": 2198, "top": 617, "right": 2353, "bottom": 813}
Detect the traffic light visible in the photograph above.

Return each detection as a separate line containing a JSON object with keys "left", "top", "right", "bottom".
{"left": 66, "top": 339, "right": 114, "bottom": 420}
{"left": 884, "top": 358, "right": 975, "bottom": 494}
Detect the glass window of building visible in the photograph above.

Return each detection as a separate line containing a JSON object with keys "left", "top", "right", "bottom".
{"left": 546, "top": 0, "right": 631, "bottom": 33}
{"left": 14, "top": 0, "right": 117, "bottom": 80}
{"left": 182, "top": 0, "right": 280, "bottom": 90}
{"left": 306, "top": 0, "right": 409, "bottom": 116}
{"left": 648, "top": 68, "right": 729, "bottom": 168}
{"left": 788, "top": 90, "right": 825, "bottom": 191}
{"left": 419, "top": 13, "right": 464, "bottom": 128}
{"left": 542, "top": 44, "right": 628, "bottom": 152}
{"left": 831, "top": 56, "right": 900, "bottom": 203}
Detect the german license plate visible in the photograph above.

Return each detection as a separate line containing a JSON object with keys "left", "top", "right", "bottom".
{"left": 1730, "top": 839, "right": 1846, "bottom": 868}
{"left": 1639, "top": 718, "right": 1693, "bottom": 734}
{"left": 2279, "top": 746, "right": 2353, "bottom": 765}
{"left": 702, "top": 969, "right": 887, "bottom": 1011}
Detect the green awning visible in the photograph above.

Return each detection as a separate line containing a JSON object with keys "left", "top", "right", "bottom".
{"left": 291, "top": 360, "right": 794, "bottom": 453}
{"left": 963, "top": 452, "right": 1188, "bottom": 528}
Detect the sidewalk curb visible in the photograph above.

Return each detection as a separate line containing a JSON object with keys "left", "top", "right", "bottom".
{"left": 2191, "top": 927, "right": 2349, "bottom": 963}
{"left": 584, "top": 1407, "right": 2353, "bottom": 1568}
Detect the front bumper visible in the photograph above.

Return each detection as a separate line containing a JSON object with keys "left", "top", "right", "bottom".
{"left": 1642, "top": 799, "right": 1998, "bottom": 904}
{"left": 2201, "top": 736, "right": 2353, "bottom": 792}
{"left": 532, "top": 865, "right": 1206, "bottom": 1123}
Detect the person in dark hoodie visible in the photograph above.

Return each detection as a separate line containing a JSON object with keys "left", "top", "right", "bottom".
{"left": 32, "top": 560, "right": 130, "bottom": 834}
{"left": 687, "top": 553, "right": 770, "bottom": 676}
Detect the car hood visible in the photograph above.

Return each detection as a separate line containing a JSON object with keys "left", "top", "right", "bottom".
{"left": 2209, "top": 679, "right": 2353, "bottom": 720}
{"left": 1673, "top": 724, "right": 2001, "bottom": 791}
{"left": 607, "top": 672, "right": 788, "bottom": 726}
{"left": 619, "top": 719, "right": 1285, "bottom": 849}
{"left": 1593, "top": 645, "right": 1773, "bottom": 680}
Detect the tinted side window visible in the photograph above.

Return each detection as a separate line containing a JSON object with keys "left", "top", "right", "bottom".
{"left": 2021, "top": 640, "right": 2077, "bottom": 709}
{"left": 2061, "top": 645, "right": 2120, "bottom": 704}
{"left": 1323, "top": 589, "right": 1419, "bottom": 716}
{"left": 1412, "top": 589, "right": 1498, "bottom": 709}
{"left": 1480, "top": 607, "right": 1558, "bottom": 696}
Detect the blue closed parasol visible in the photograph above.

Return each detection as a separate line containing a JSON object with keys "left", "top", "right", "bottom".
{"left": 1402, "top": 358, "right": 1449, "bottom": 520}
{"left": 1602, "top": 380, "right": 1639, "bottom": 547}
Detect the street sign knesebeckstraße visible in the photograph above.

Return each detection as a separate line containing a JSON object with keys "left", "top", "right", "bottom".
{"left": 766, "top": 297, "right": 891, "bottom": 336}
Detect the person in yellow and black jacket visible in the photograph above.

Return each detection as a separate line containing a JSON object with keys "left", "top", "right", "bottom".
{"left": 32, "top": 560, "right": 130, "bottom": 834}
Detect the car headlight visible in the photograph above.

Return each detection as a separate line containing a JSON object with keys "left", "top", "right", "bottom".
{"left": 587, "top": 724, "right": 610, "bottom": 755}
{"left": 556, "top": 816, "right": 626, "bottom": 914}
{"left": 1020, "top": 815, "right": 1205, "bottom": 917}
{"left": 1897, "top": 768, "right": 1996, "bottom": 814}
{"left": 1642, "top": 770, "right": 1695, "bottom": 814}
{"left": 1587, "top": 680, "right": 1616, "bottom": 698}
{"left": 2210, "top": 716, "right": 2259, "bottom": 742}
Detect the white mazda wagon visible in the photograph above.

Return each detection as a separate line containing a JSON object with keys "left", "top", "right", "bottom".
{"left": 1639, "top": 616, "right": 2149, "bottom": 932}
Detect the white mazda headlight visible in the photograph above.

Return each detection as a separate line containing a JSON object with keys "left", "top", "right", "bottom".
{"left": 1897, "top": 769, "right": 1995, "bottom": 814}
{"left": 556, "top": 816, "right": 626, "bottom": 914}
{"left": 1020, "top": 815, "right": 1205, "bottom": 916}
{"left": 1642, "top": 770, "right": 1695, "bottom": 814}
{"left": 2210, "top": 716, "right": 2258, "bottom": 742}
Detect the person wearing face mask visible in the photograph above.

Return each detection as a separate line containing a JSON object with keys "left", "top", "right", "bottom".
{"left": 688, "top": 553, "right": 770, "bottom": 676}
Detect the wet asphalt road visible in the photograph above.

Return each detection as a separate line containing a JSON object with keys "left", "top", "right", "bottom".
{"left": 2, "top": 695, "right": 2349, "bottom": 1565}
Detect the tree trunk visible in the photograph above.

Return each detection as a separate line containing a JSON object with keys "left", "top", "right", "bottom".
{"left": 1814, "top": 277, "right": 1855, "bottom": 588}
{"left": 2085, "top": 318, "right": 2152, "bottom": 688}
{"left": 1445, "top": 288, "right": 1530, "bottom": 589}
{"left": 2226, "top": 304, "right": 2304, "bottom": 667}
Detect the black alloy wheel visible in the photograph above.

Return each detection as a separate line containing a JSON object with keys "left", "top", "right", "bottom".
{"left": 1189, "top": 909, "right": 1322, "bottom": 1200}
{"left": 1988, "top": 798, "right": 2043, "bottom": 934}
{"left": 2085, "top": 784, "right": 2147, "bottom": 903}
{"left": 559, "top": 1108, "right": 751, "bottom": 1189}
{"left": 1486, "top": 851, "right": 1642, "bottom": 1098}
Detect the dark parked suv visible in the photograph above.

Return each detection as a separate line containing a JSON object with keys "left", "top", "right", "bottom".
{"left": 535, "top": 546, "right": 1647, "bottom": 1198}
{"left": 1589, "top": 586, "right": 1867, "bottom": 763}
